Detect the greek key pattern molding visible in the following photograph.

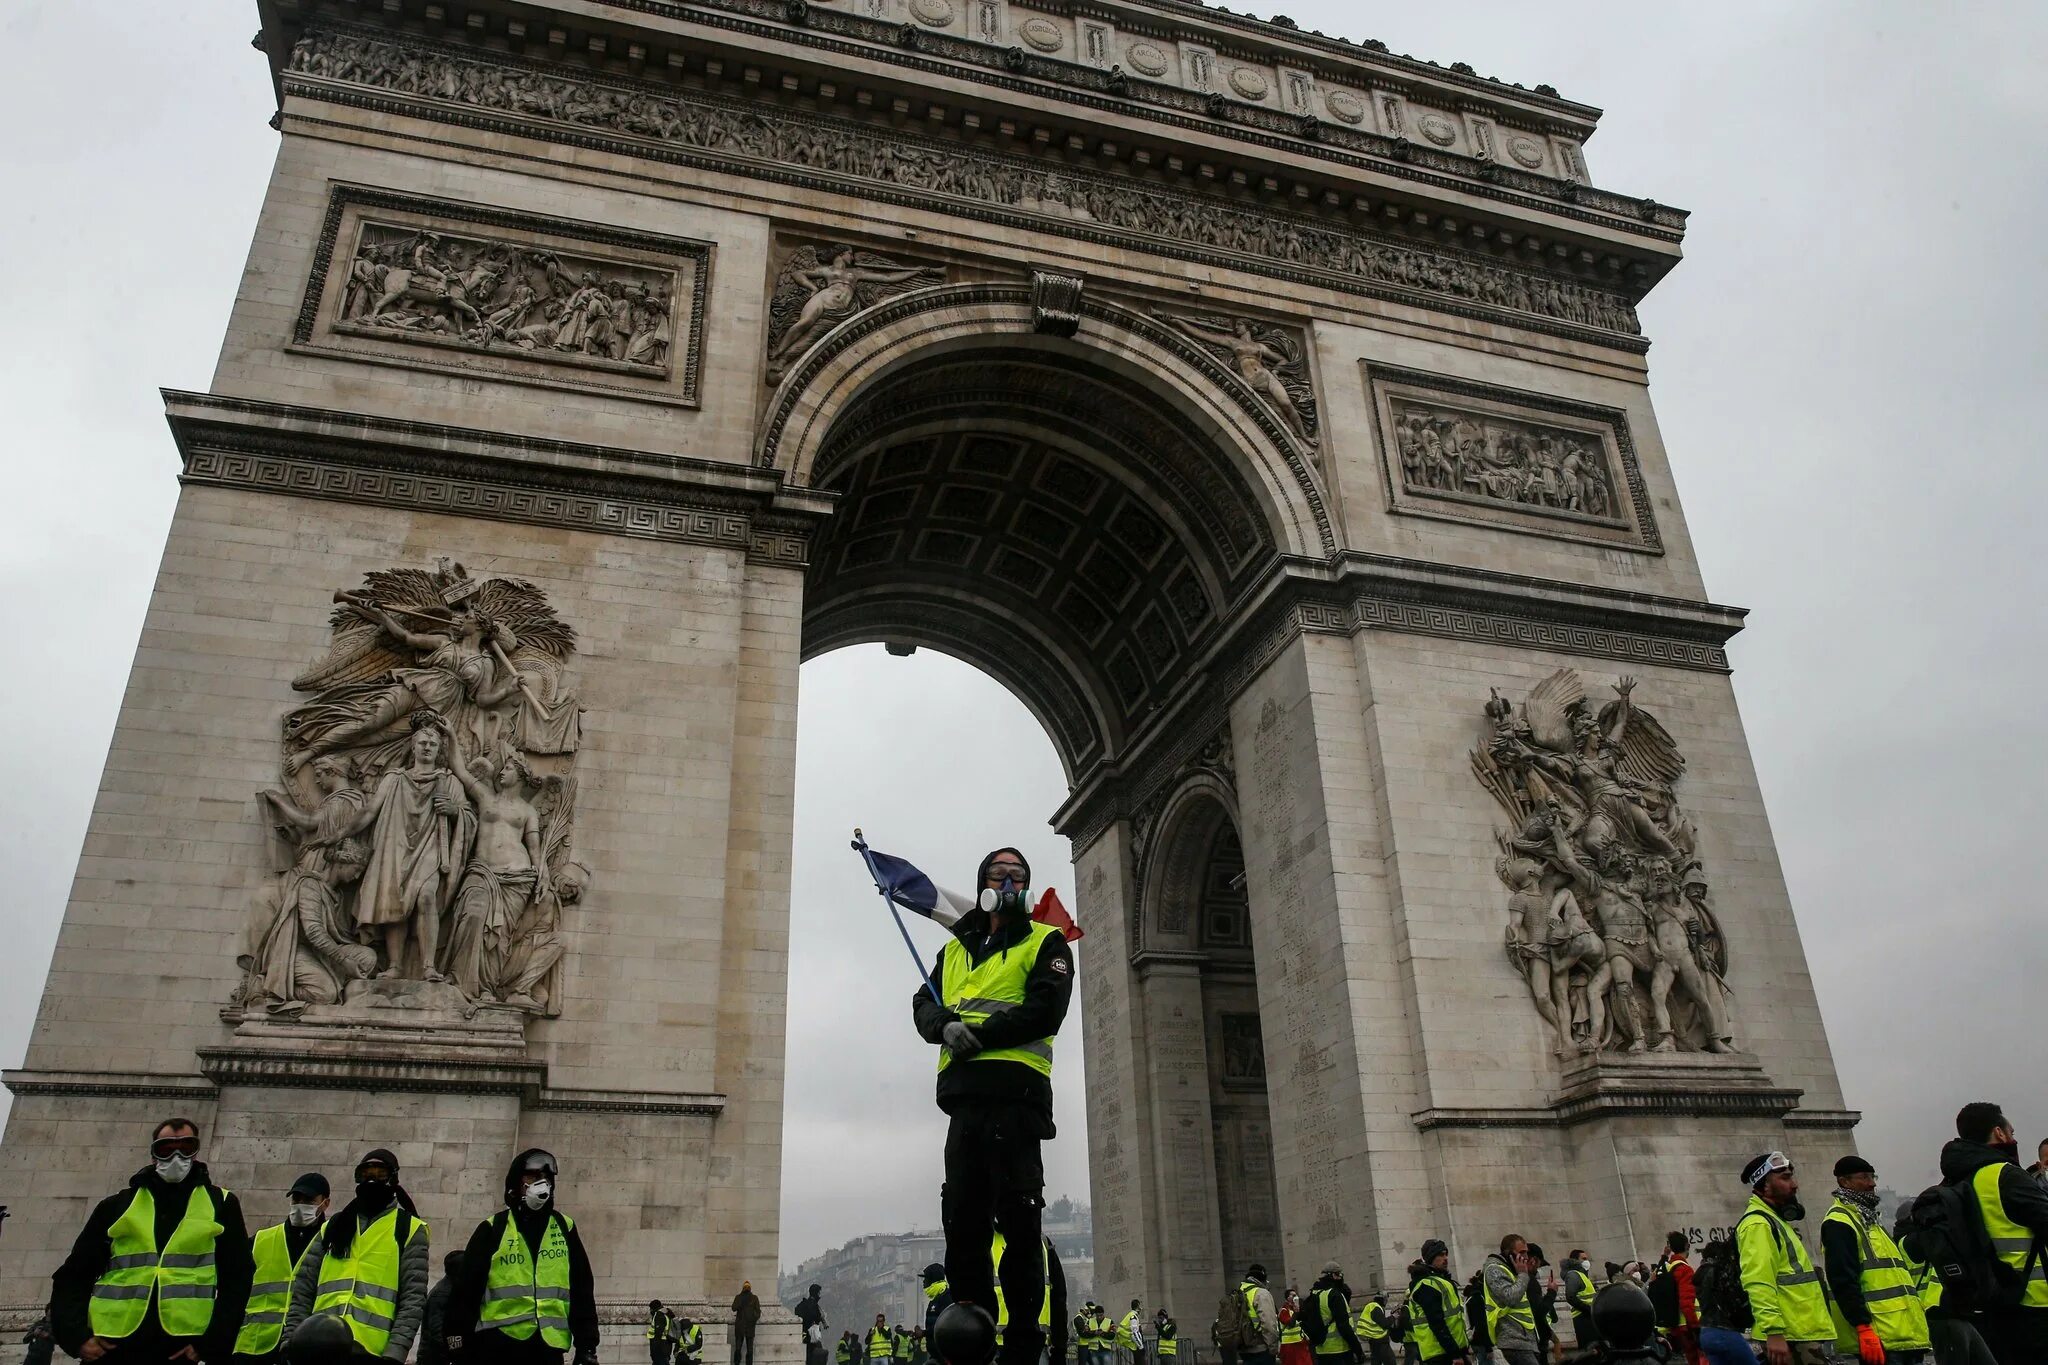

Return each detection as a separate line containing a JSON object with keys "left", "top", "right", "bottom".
{"left": 284, "top": 29, "right": 1646, "bottom": 352}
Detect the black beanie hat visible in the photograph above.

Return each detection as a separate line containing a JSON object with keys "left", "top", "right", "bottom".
{"left": 976, "top": 848, "right": 1031, "bottom": 889}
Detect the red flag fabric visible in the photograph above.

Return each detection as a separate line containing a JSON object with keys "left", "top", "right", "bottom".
{"left": 1032, "top": 887, "right": 1085, "bottom": 943}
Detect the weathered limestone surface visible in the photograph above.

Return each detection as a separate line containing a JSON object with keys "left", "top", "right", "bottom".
{"left": 0, "top": 0, "right": 1850, "bottom": 1338}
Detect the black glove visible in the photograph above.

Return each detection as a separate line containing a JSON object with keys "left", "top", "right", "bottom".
{"left": 941, "top": 1021, "right": 982, "bottom": 1058}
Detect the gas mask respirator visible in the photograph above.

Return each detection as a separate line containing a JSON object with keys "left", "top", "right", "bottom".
{"left": 978, "top": 877, "right": 1026, "bottom": 915}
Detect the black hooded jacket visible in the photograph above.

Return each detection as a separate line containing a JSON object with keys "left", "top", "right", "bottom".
{"left": 448, "top": 1150, "right": 599, "bottom": 1361}
{"left": 1941, "top": 1137, "right": 2048, "bottom": 1244}
{"left": 910, "top": 893, "right": 1073, "bottom": 1119}
{"left": 49, "top": 1162, "right": 254, "bottom": 1360}
{"left": 1404, "top": 1262, "right": 1461, "bottom": 1360}
{"left": 1306, "top": 1274, "right": 1363, "bottom": 1358}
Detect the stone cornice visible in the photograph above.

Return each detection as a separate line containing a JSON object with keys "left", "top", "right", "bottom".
{"left": 2, "top": 1069, "right": 219, "bottom": 1101}
{"left": 1055, "top": 550, "right": 1746, "bottom": 846}
{"left": 273, "top": 25, "right": 1659, "bottom": 346}
{"left": 613, "top": 0, "right": 1666, "bottom": 228}
{"left": 1413, "top": 1087, "right": 1805, "bottom": 1130}
{"left": 164, "top": 391, "right": 832, "bottom": 564}
{"left": 465, "top": 1, "right": 1657, "bottom": 233}
{"left": 1038, "top": 0, "right": 1604, "bottom": 122}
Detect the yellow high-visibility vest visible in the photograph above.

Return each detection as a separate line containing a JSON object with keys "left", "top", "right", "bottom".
{"left": 311, "top": 1206, "right": 428, "bottom": 1357}
{"left": 235, "top": 1221, "right": 318, "bottom": 1355}
{"left": 992, "top": 1231, "right": 1052, "bottom": 1343}
{"left": 89, "top": 1185, "right": 227, "bottom": 1341}
{"left": 1405, "top": 1275, "right": 1469, "bottom": 1362}
{"left": 1482, "top": 1262, "right": 1536, "bottom": 1340}
{"left": 1972, "top": 1163, "right": 2048, "bottom": 1309}
{"left": 1735, "top": 1196, "right": 1832, "bottom": 1344}
{"left": 937, "top": 923, "right": 1060, "bottom": 1078}
{"left": 1823, "top": 1200, "right": 1928, "bottom": 1353}
{"left": 1354, "top": 1301, "right": 1390, "bottom": 1341}
{"left": 477, "top": 1211, "right": 574, "bottom": 1348}
{"left": 1312, "top": 1290, "right": 1353, "bottom": 1356}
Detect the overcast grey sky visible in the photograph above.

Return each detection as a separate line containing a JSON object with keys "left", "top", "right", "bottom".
{"left": 2, "top": 2, "right": 2044, "bottom": 1275}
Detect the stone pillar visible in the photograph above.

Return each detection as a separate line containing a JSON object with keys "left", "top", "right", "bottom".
{"left": 1229, "top": 633, "right": 1427, "bottom": 1293}
{"left": 1073, "top": 825, "right": 1159, "bottom": 1309}
{"left": 1133, "top": 960, "right": 1225, "bottom": 1317}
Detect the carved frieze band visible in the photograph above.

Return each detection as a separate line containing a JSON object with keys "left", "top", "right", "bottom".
{"left": 284, "top": 30, "right": 1645, "bottom": 350}
{"left": 295, "top": 186, "right": 713, "bottom": 407}
{"left": 1364, "top": 364, "right": 1662, "bottom": 553}
{"left": 587, "top": 0, "right": 1686, "bottom": 237}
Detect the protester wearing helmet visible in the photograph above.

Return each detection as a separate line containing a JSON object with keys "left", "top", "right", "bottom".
{"left": 446, "top": 1149, "right": 599, "bottom": 1365}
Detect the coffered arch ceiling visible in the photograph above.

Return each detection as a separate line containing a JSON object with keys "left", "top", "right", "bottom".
{"left": 801, "top": 347, "right": 1280, "bottom": 779}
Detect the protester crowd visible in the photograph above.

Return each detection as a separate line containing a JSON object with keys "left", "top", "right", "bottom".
{"left": 30, "top": 1099, "right": 2048, "bottom": 1365}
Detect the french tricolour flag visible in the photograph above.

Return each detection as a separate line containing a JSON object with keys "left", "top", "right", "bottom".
{"left": 853, "top": 833, "right": 1085, "bottom": 943}
{"left": 860, "top": 845, "right": 978, "bottom": 929}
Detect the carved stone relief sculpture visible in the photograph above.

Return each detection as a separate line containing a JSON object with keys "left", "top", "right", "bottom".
{"left": 235, "top": 559, "right": 589, "bottom": 1020}
{"left": 1366, "top": 365, "right": 1660, "bottom": 552}
{"left": 339, "top": 222, "right": 679, "bottom": 373}
{"left": 296, "top": 187, "right": 711, "bottom": 407}
{"left": 1160, "top": 312, "right": 1320, "bottom": 457}
{"left": 764, "top": 243, "right": 945, "bottom": 383}
{"left": 1390, "top": 397, "right": 1616, "bottom": 519}
{"left": 1471, "top": 670, "right": 1735, "bottom": 1059}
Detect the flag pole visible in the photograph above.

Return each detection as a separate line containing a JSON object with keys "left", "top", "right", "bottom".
{"left": 852, "top": 829, "right": 943, "bottom": 1003}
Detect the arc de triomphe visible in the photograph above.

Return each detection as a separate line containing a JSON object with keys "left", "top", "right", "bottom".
{"left": 1, "top": 0, "right": 1853, "bottom": 1338}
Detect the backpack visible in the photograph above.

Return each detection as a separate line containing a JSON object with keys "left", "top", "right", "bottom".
{"left": 1385, "top": 1298, "right": 1409, "bottom": 1341}
{"left": 1694, "top": 1239, "right": 1750, "bottom": 1333}
{"left": 1462, "top": 1278, "right": 1489, "bottom": 1349}
{"left": 1644, "top": 1260, "right": 1680, "bottom": 1331}
{"left": 1903, "top": 1178, "right": 2034, "bottom": 1311}
{"left": 1216, "top": 1287, "right": 1262, "bottom": 1353}
{"left": 1297, "top": 1291, "right": 1329, "bottom": 1347}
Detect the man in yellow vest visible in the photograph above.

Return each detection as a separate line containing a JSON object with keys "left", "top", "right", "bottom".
{"left": 675, "top": 1314, "right": 705, "bottom": 1365}
{"left": 50, "top": 1116, "right": 256, "bottom": 1364}
{"left": 650, "top": 1300, "right": 678, "bottom": 1365}
{"left": 997, "top": 1235, "right": 1066, "bottom": 1365}
{"left": 1118, "top": 1299, "right": 1148, "bottom": 1365}
{"left": 1153, "top": 1309, "right": 1178, "bottom": 1365}
{"left": 911, "top": 848, "right": 1075, "bottom": 1365}
{"left": 1351, "top": 1295, "right": 1395, "bottom": 1365}
{"left": 444, "top": 1149, "right": 598, "bottom": 1364}
{"left": 1403, "top": 1244, "right": 1469, "bottom": 1365}
{"left": 1735, "top": 1151, "right": 1834, "bottom": 1365}
{"left": 232, "top": 1172, "right": 329, "bottom": 1363}
{"left": 869, "top": 1314, "right": 896, "bottom": 1365}
{"left": 924, "top": 1265, "right": 953, "bottom": 1336}
{"left": 1941, "top": 1101, "right": 2048, "bottom": 1365}
{"left": 1822, "top": 1155, "right": 1929, "bottom": 1365}
{"left": 282, "top": 1148, "right": 430, "bottom": 1361}
{"left": 1480, "top": 1237, "right": 1541, "bottom": 1365}
{"left": 1306, "top": 1262, "right": 1365, "bottom": 1365}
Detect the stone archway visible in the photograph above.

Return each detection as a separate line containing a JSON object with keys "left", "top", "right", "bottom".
{"left": 781, "top": 288, "right": 1312, "bottom": 1310}
{"left": 1126, "top": 780, "right": 1282, "bottom": 1320}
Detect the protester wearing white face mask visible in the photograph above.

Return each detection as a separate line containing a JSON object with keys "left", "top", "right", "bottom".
{"left": 232, "top": 1173, "right": 329, "bottom": 1363}
{"left": 445, "top": 1148, "right": 601, "bottom": 1364}
{"left": 50, "top": 1116, "right": 256, "bottom": 1364}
